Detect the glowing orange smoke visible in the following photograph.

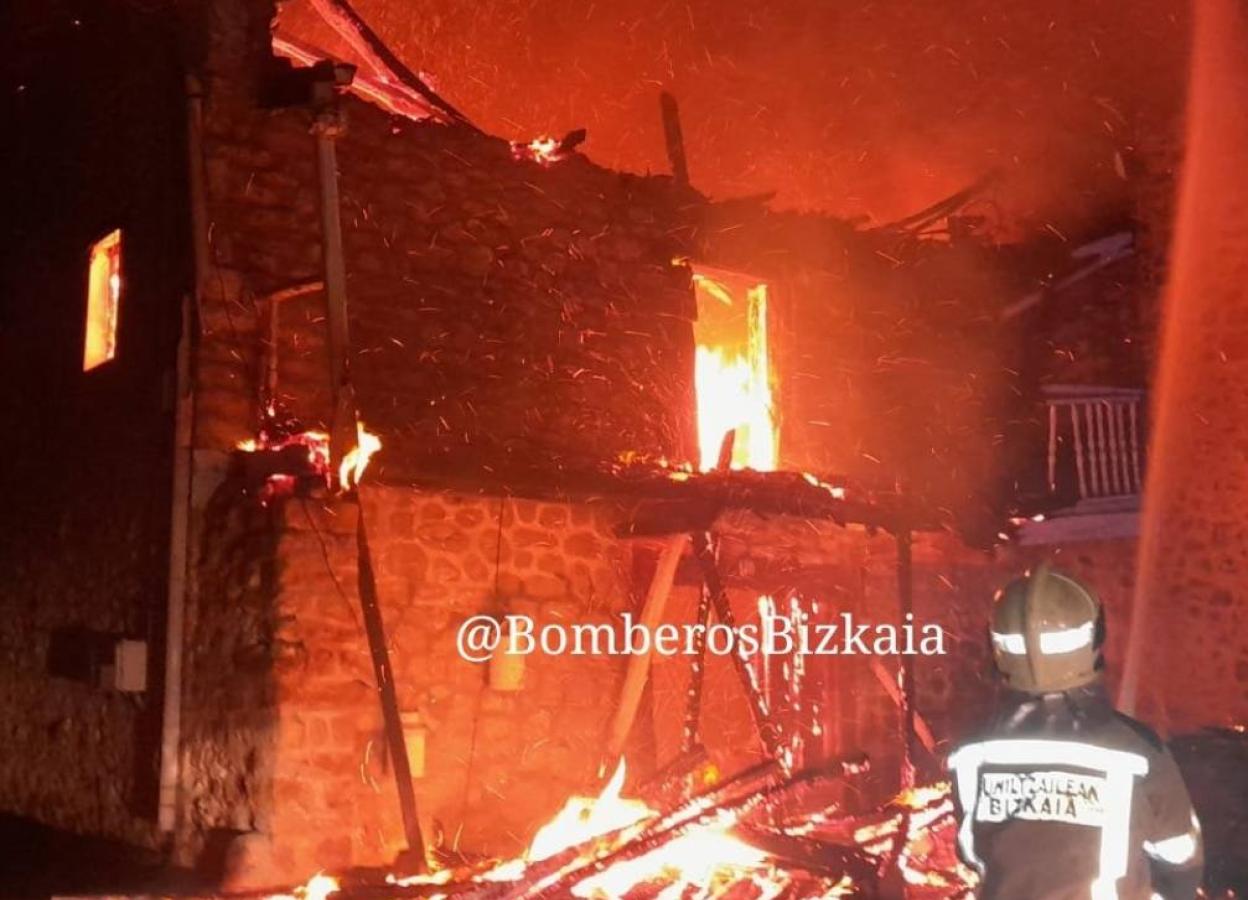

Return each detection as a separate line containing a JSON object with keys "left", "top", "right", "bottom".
{"left": 693, "top": 272, "right": 777, "bottom": 471}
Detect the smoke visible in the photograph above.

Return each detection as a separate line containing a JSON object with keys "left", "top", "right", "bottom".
{"left": 279, "top": 0, "right": 1188, "bottom": 233}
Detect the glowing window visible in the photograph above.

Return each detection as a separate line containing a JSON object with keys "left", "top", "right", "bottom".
{"left": 691, "top": 266, "right": 777, "bottom": 471}
{"left": 83, "top": 229, "right": 122, "bottom": 371}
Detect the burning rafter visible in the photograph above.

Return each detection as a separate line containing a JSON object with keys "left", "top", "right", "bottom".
{"left": 303, "top": 0, "right": 475, "bottom": 127}
{"left": 277, "top": 758, "right": 982, "bottom": 900}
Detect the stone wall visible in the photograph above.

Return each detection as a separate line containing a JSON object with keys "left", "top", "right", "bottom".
{"left": 179, "top": 481, "right": 636, "bottom": 885}
{"left": 178, "top": 462, "right": 1149, "bottom": 886}
{"left": 1128, "top": 0, "right": 1248, "bottom": 733}
{"left": 192, "top": 0, "right": 697, "bottom": 479}
{"left": 0, "top": 0, "right": 188, "bottom": 847}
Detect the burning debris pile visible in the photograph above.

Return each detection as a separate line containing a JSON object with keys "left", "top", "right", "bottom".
{"left": 293, "top": 759, "right": 976, "bottom": 900}
{"left": 234, "top": 406, "right": 381, "bottom": 503}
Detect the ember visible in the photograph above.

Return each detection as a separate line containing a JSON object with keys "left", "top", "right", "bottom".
{"left": 511, "top": 136, "right": 568, "bottom": 166}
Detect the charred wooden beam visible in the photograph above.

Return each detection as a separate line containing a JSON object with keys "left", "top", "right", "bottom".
{"left": 311, "top": 69, "right": 357, "bottom": 474}
{"left": 683, "top": 430, "right": 732, "bottom": 751}
{"left": 605, "top": 533, "right": 688, "bottom": 759}
{"left": 691, "top": 531, "right": 785, "bottom": 762}
{"left": 308, "top": 0, "right": 476, "bottom": 128}
{"left": 659, "top": 92, "right": 690, "bottom": 187}
{"left": 681, "top": 578, "right": 713, "bottom": 753}
{"left": 520, "top": 756, "right": 869, "bottom": 900}
{"left": 356, "top": 508, "right": 426, "bottom": 871}
{"left": 732, "top": 824, "right": 879, "bottom": 885}
{"left": 896, "top": 528, "right": 919, "bottom": 788}
{"left": 636, "top": 743, "right": 711, "bottom": 809}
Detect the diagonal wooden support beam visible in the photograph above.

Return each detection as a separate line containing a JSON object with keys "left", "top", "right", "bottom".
{"left": 356, "top": 503, "right": 426, "bottom": 871}
{"left": 605, "top": 533, "right": 688, "bottom": 760}
{"left": 690, "top": 530, "right": 784, "bottom": 765}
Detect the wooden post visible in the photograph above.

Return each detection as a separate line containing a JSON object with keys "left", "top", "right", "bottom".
{"left": 691, "top": 532, "right": 784, "bottom": 764}
{"left": 659, "top": 92, "right": 690, "bottom": 187}
{"left": 896, "top": 529, "right": 917, "bottom": 789}
{"left": 356, "top": 505, "right": 426, "bottom": 871}
{"left": 312, "top": 77, "right": 358, "bottom": 472}
{"left": 681, "top": 581, "right": 713, "bottom": 754}
{"left": 606, "top": 534, "right": 689, "bottom": 759}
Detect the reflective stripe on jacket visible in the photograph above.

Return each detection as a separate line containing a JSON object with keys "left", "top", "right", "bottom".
{"left": 949, "top": 684, "right": 1203, "bottom": 900}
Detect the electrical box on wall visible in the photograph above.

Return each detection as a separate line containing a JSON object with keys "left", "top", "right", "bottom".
{"left": 108, "top": 639, "right": 148, "bottom": 693}
{"left": 47, "top": 628, "right": 147, "bottom": 692}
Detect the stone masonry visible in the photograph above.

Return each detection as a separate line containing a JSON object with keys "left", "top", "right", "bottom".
{"left": 180, "top": 481, "right": 635, "bottom": 885}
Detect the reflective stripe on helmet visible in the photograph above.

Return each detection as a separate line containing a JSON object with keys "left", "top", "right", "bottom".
{"left": 949, "top": 740, "right": 1149, "bottom": 898}
{"left": 992, "top": 621, "right": 1095, "bottom": 655}
{"left": 991, "top": 631, "right": 1026, "bottom": 654}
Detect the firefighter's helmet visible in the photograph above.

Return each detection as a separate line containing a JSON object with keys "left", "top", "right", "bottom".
{"left": 990, "top": 563, "right": 1105, "bottom": 694}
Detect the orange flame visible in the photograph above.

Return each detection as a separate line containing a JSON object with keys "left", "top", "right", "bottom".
{"left": 512, "top": 136, "right": 566, "bottom": 165}
{"left": 273, "top": 773, "right": 973, "bottom": 899}
{"left": 527, "top": 759, "right": 653, "bottom": 862}
{"left": 268, "top": 872, "right": 340, "bottom": 900}
{"left": 235, "top": 421, "right": 379, "bottom": 498}
{"left": 518, "top": 758, "right": 786, "bottom": 899}
{"left": 693, "top": 274, "right": 777, "bottom": 470}
{"left": 338, "top": 422, "right": 381, "bottom": 491}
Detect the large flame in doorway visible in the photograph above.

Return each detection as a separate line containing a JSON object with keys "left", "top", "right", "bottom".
{"left": 693, "top": 273, "right": 777, "bottom": 471}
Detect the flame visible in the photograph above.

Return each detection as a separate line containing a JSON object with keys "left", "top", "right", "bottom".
{"left": 338, "top": 422, "right": 381, "bottom": 491}
{"left": 268, "top": 872, "right": 341, "bottom": 900}
{"left": 569, "top": 818, "right": 771, "bottom": 899}
{"left": 301, "top": 874, "right": 340, "bottom": 900}
{"left": 512, "top": 136, "right": 566, "bottom": 165}
{"left": 273, "top": 773, "right": 974, "bottom": 899}
{"left": 526, "top": 759, "right": 653, "bottom": 862}
{"left": 802, "top": 471, "right": 847, "bottom": 500}
{"left": 692, "top": 275, "right": 777, "bottom": 471}
{"left": 235, "top": 420, "right": 380, "bottom": 497}
{"left": 83, "top": 228, "right": 122, "bottom": 371}
{"left": 514, "top": 759, "right": 798, "bottom": 899}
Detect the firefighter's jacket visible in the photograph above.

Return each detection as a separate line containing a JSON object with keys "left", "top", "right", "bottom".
{"left": 948, "top": 683, "right": 1203, "bottom": 900}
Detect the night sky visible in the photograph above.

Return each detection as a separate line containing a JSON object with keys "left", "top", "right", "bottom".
{"left": 280, "top": 0, "right": 1190, "bottom": 237}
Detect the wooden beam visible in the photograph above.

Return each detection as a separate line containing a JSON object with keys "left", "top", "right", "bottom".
{"left": 605, "top": 533, "right": 689, "bottom": 759}
{"left": 690, "top": 531, "right": 784, "bottom": 763}
{"left": 308, "top": 0, "right": 476, "bottom": 127}
{"left": 356, "top": 504, "right": 426, "bottom": 870}
{"left": 659, "top": 92, "right": 690, "bottom": 187}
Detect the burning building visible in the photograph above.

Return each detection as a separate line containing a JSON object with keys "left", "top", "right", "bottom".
{"left": 1, "top": 0, "right": 1243, "bottom": 896}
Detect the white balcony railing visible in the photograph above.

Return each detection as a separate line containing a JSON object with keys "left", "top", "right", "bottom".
{"left": 1045, "top": 386, "right": 1145, "bottom": 503}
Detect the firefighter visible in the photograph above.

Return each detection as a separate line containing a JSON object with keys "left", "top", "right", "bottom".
{"left": 948, "top": 564, "right": 1204, "bottom": 900}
